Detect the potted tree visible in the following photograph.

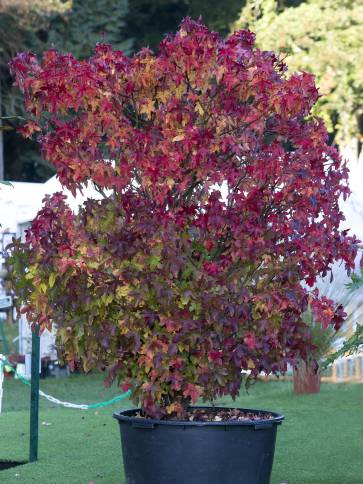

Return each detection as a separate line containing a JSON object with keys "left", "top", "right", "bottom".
{"left": 294, "top": 266, "right": 363, "bottom": 394}
{"left": 8, "top": 19, "right": 358, "bottom": 484}
{"left": 294, "top": 304, "right": 337, "bottom": 394}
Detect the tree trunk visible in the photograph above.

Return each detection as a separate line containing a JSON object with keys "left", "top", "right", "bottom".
{"left": 293, "top": 361, "right": 320, "bottom": 394}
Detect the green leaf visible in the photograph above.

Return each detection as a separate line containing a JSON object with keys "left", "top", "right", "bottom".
{"left": 149, "top": 255, "right": 161, "bottom": 270}
{"left": 49, "top": 272, "right": 57, "bottom": 288}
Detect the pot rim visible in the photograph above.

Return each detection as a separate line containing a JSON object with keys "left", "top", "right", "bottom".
{"left": 113, "top": 406, "right": 284, "bottom": 427}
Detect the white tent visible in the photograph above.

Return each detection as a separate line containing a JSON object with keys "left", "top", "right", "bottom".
{"left": 0, "top": 176, "right": 103, "bottom": 235}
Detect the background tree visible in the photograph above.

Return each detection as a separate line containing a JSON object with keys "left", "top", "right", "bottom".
{"left": 47, "top": 0, "right": 133, "bottom": 59}
{"left": 0, "top": 1, "right": 71, "bottom": 181}
{"left": 125, "top": 0, "right": 242, "bottom": 51}
{"left": 234, "top": 0, "right": 363, "bottom": 162}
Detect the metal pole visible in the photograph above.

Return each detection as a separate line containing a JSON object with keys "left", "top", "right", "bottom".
{"left": 29, "top": 324, "right": 40, "bottom": 462}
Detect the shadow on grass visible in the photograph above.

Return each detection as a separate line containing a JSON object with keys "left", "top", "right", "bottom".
{"left": 0, "top": 461, "right": 27, "bottom": 471}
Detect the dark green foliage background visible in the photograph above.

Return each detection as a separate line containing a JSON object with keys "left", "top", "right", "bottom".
{"left": 125, "top": 0, "right": 242, "bottom": 51}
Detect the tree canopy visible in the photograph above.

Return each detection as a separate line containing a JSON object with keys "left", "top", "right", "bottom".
{"left": 10, "top": 19, "right": 357, "bottom": 416}
{"left": 1, "top": 0, "right": 243, "bottom": 181}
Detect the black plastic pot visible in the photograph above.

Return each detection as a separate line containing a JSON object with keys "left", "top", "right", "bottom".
{"left": 113, "top": 406, "right": 284, "bottom": 484}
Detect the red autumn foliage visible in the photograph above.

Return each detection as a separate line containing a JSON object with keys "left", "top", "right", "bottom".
{"left": 8, "top": 18, "right": 358, "bottom": 418}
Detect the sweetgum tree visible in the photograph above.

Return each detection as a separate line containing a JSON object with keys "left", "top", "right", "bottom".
{"left": 8, "top": 19, "right": 358, "bottom": 418}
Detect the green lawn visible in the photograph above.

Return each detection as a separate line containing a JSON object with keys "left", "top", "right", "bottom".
{"left": 0, "top": 373, "right": 362, "bottom": 483}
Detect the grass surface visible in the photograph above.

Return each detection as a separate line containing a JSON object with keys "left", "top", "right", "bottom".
{"left": 0, "top": 373, "right": 362, "bottom": 483}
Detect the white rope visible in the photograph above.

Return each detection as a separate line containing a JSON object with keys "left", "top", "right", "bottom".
{"left": 0, "top": 354, "right": 131, "bottom": 410}
{"left": 38, "top": 390, "right": 88, "bottom": 410}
